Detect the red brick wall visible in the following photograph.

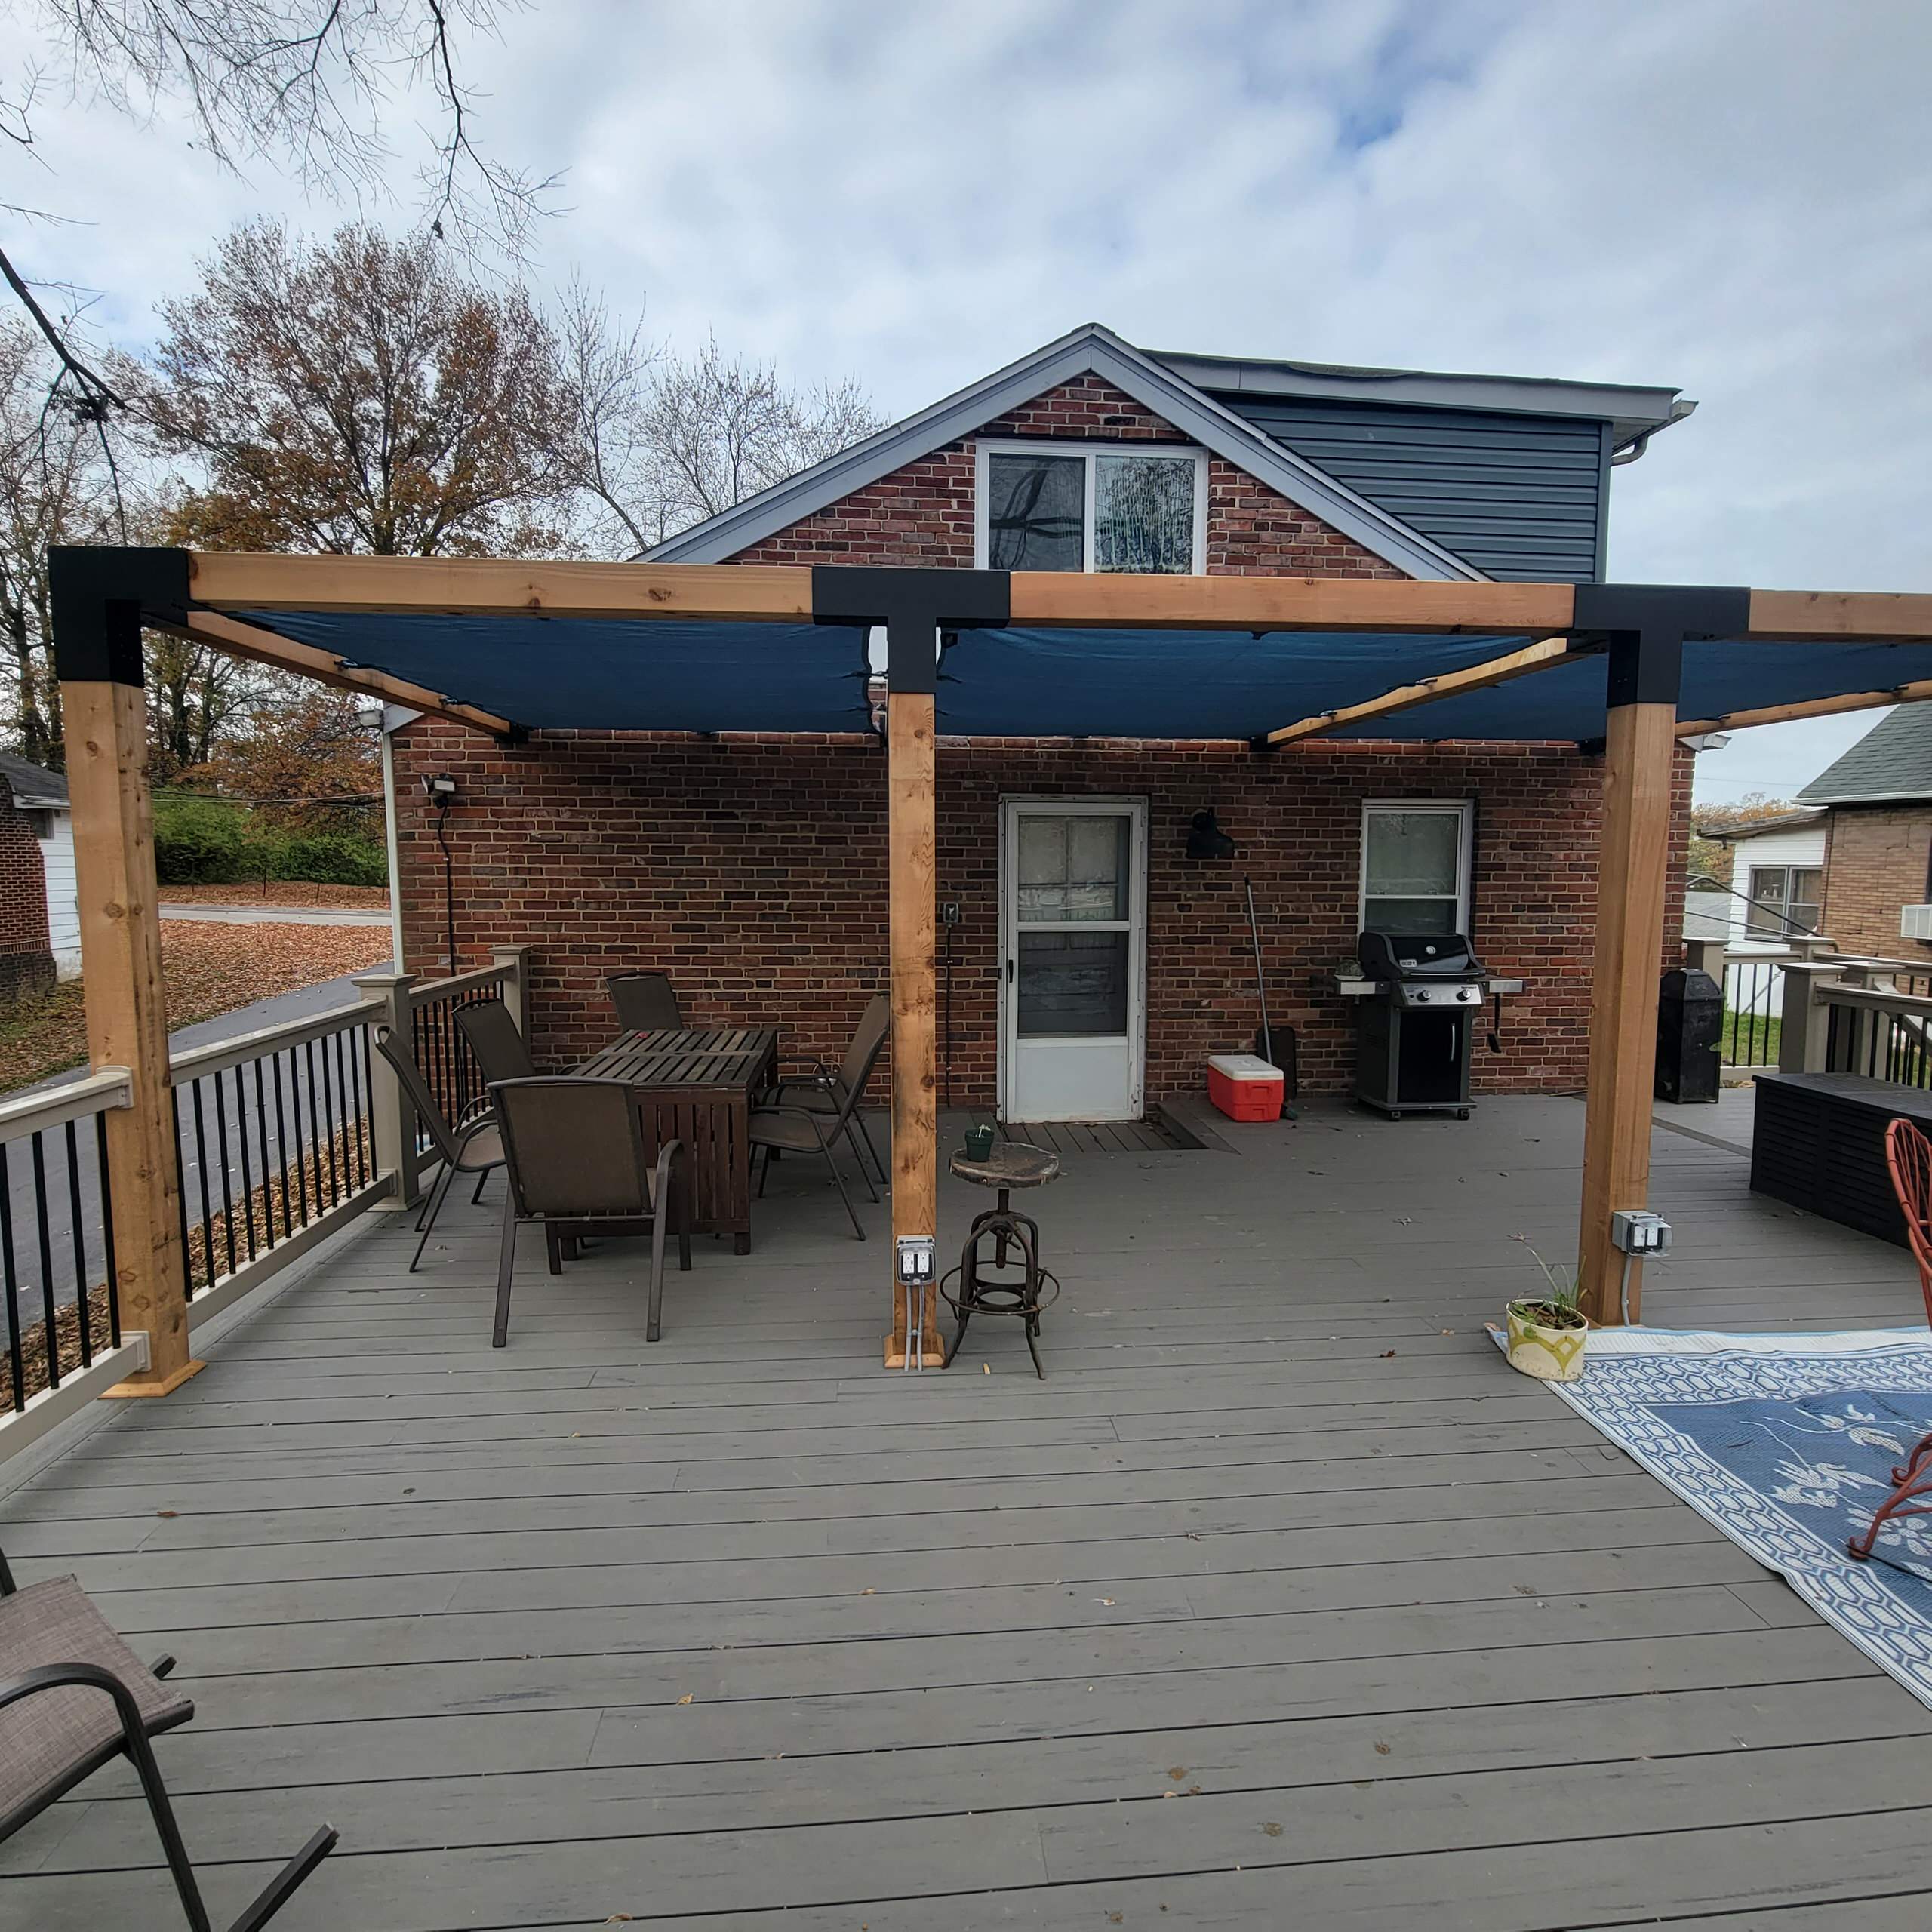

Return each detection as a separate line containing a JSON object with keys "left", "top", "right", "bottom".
{"left": 391, "top": 722, "right": 1603, "bottom": 1100}
{"left": 1820, "top": 805, "right": 1932, "bottom": 957}
{"left": 0, "top": 783, "right": 54, "bottom": 1008}
{"left": 731, "top": 375, "right": 1404, "bottom": 579}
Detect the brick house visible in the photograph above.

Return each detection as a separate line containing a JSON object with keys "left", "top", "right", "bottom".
{"left": 0, "top": 756, "right": 57, "bottom": 1009}
{"left": 387, "top": 324, "right": 1697, "bottom": 1118}
{"left": 1798, "top": 706, "right": 1932, "bottom": 957}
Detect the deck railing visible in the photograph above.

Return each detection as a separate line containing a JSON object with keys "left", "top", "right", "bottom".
{"left": 0, "top": 946, "right": 528, "bottom": 1462}
{"left": 1762, "top": 944, "right": 1932, "bottom": 1092}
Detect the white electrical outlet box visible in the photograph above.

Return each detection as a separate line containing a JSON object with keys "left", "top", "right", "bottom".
{"left": 1610, "top": 1210, "right": 1672, "bottom": 1256}
{"left": 896, "top": 1236, "right": 936, "bottom": 1284}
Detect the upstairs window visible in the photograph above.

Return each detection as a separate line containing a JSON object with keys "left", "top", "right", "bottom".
{"left": 977, "top": 441, "right": 1206, "bottom": 573}
{"left": 1746, "top": 864, "right": 1823, "bottom": 939}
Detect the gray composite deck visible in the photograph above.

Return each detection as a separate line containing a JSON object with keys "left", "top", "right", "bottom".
{"left": 5, "top": 1094, "right": 1932, "bottom": 1929}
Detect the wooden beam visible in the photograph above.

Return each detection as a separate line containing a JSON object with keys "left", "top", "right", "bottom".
{"left": 885, "top": 687, "right": 943, "bottom": 1368}
{"left": 62, "top": 676, "right": 200, "bottom": 1395}
{"left": 1676, "top": 678, "right": 1932, "bottom": 737}
{"left": 188, "top": 552, "right": 815, "bottom": 622}
{"left": 1007, "top": 573, "right": 1575, "bottom": 635}
{"left": 1266, "top": 637, "right": 1571, "bottom": 745}
{"left": 1747, "top": 589, "right": 1932, "bottom": 641}
{"left": 162, "top": 611, "right": 515, "bottom": 737}
{"left": 1577, "top": 697, "right": 1679, "bottom": 1327}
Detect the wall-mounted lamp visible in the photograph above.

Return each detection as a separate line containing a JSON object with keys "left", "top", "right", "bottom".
{"left": 422, "top": 773, "right": 458, "bottom": 800}
{"left": 1186, "top": 808, "right": 1237, "bottom": 860}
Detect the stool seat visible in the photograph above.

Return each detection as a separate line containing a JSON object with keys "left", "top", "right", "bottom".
{"left": 951, "top": 1141, "right": 1060, "bottom": 1189}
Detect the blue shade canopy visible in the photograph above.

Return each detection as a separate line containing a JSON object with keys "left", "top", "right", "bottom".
{"left": 239, "top": 611, "right": 874, "bottom": 733}
{"left": 236, "top": 609, "right": 1932, "bottom": 744}
{"left": 934, "top": 629, "right": 1530, "bottom": 739}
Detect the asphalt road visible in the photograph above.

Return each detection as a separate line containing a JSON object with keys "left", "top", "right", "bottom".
{"left": 4, "top": 966, "right": 389, "bottom": 1344}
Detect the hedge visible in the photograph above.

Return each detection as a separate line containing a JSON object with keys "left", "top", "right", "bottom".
{"left": 154, "top": 796, "right": 387, "bottom": 887}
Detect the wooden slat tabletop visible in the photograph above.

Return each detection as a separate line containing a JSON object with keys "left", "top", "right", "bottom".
{"left": 574, "top": 1026, "right": 779, "bottom": 1091}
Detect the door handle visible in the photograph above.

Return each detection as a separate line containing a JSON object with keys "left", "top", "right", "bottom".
{"left": 1006, "top": 959, "right": 1015, "bottom": 984}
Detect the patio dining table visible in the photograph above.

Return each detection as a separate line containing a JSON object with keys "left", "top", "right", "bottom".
{"left": 571, "top": 1026, "right": 780, "bottom": 1253}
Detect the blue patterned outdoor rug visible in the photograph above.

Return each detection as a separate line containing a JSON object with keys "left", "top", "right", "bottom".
{"left": 1495, "top": 1327, "right": 1932, "bottom": 1706}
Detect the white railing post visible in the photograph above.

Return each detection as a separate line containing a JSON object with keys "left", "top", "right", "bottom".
{"left": 492, "top": 944, "right": 534, "bottom": 1038}
{"left": 1683, "top": 937, "right": 1726, "bottom": 982}
{"left": 1779, "top": 956, "right": 1844, "bottom": 1074}
{"left": 354, "top": 969, "right": 423, "bottom": 1209}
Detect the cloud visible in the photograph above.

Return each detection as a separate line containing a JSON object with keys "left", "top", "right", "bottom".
{"left": 3, "top": 0, "right": 1924, "bottom": 803}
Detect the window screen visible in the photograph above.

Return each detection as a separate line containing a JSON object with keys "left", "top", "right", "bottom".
{"left": 1362, "top": 805, "right": 1468, "bottom": 934}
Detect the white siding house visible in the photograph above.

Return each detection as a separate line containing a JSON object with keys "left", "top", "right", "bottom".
{"left": 0, "top": 752, "right": 80, "bottom": 978}
{"left": 1722, "top": 817, "right": 1828, "bottom": 953}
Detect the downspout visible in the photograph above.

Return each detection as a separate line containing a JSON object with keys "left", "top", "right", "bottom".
{"left": 375, "top": 705, "right": 417, "bottom": 972}
{"left": 1611, "top": 398, "right": 1699, "bottom": 466}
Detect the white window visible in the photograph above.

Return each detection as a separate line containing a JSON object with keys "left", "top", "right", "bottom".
{"left": 974, "top": 440, "right": 1208, "bottom": 574}
{"left": 1746, "top": 864, "right": 1823, "bottom": 940}
{"left": 1359, "top": 801, "right": 1474, "bottom": 936}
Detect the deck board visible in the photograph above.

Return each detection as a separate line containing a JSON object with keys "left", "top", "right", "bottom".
{"left": 5, "top": 1093, "right": 1930, "bottom": 1930}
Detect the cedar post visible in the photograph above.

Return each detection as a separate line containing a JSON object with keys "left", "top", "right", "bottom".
{"left": 50, "top": 549, "right": 200, "bottom": 1395}
{"left": 808, "top": 567, "right": 1008, "bottom": 1368}
{"left": 886, "top": 675, "right": 940, "bottom": 1365}
{"left": 1574, "top": 588, "right": 1746, "bottom": 1325}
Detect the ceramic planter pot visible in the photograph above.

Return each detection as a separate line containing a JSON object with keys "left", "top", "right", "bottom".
{"left": 1505, "top": 1300, "right": 1589, "bottom": 1381}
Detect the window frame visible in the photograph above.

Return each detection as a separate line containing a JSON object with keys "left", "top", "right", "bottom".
{"left": 1358, "top": 798, "right": 1475, "bottom": 937}
{"left": 973, "top": 438, "right": 1209, "bottom": 574}
{"left": 1746, "top": 863, "right": 1823, "bottom": 939}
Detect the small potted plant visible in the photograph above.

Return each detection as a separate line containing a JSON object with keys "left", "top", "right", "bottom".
{"left": 1505, "top": 1237, "right": 1589, "bottom": 1381}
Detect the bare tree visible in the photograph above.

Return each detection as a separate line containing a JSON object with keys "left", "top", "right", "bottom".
{"left": 124, "top": 218, "right": 567, "bottom": 557}
{"left": 2, "top": 2, "right": 556, "bottom": 418}
{"left": 549, "top": 303, "right": 887, "bottom": 552}
{"left": 0, "top": 315, "right": 121, "bottom": 764}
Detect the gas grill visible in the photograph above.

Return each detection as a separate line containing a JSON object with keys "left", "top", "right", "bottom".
{"left": 1354, "top": 930, "right": 1490, "bottom": 1119}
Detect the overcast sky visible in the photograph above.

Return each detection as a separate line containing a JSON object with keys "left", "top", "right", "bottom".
{"left": 6, "top": 0, "right": 1925, "bottom": 804}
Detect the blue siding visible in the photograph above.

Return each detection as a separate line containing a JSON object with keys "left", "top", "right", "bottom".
{"left": 1202, "top": 392, "right": 1611, "bottom": 583}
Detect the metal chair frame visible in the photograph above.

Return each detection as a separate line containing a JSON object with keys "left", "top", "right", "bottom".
{"left": 749, "top": 1014, "right": 891, "bottom": 1243}
{"left": 374, "top": 1026, "right": 505, "bottom": 1271}
{"left": 1847, "top": 1117, "right": 1932, "bottom": 1567}
{"left": 0, "top": 1552, "right": 335, "bottom": 1931}
{"left": 607, "top": 971, "right": 683, "bottom": 1033}
{"left": 771, "top": 995, "right": 889, "bottom": 1185}
{"left": 488, "top": 1077, "right": 690, "bottom": 1347}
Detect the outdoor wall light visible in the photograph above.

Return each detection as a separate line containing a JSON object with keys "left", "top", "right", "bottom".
{"left": 422, "top": 773, "right": 458, "bottom": 799}
{"left": 1186, "top": 808, "right": 1237, "bottom": 860}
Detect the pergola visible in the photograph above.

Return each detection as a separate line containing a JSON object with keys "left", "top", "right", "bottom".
{"left": 48, "top": 546, "right": 1932, "bottom": 1384}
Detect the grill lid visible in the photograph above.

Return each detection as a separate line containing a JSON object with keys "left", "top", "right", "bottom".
{"left": 1358, "top": 930, "right": 1484, "bottom": 981}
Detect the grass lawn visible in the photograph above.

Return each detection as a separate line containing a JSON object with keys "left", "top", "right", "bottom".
{"left": 1721, "top": 1005, "right": 1782, "bottom": 1067}
{"left": 0, "top": 918, "right": 393, "bottom": 1096}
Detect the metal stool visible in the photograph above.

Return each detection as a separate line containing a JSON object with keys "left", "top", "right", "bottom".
{"left": 940, "top": 1140, "right": 1061, "bottom": 1377}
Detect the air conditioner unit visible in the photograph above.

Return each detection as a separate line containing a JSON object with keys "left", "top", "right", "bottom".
{"left": 1903, "top": 905, "right": 1932, "bottom": 941}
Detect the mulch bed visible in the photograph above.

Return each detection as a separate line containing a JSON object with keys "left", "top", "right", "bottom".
{"left": 0, "top": 921, "right": 393, "bottom": 1097}
{"left": 158, "top": 882, "right": 392, "bottom": 909}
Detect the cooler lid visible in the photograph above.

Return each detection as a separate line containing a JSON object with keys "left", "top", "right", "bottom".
{"left": 1208, "top": 1054, "right": 1281, "bottom": 1081}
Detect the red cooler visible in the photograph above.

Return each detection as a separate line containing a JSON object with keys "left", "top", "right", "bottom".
{"left": 1207, "top": 1053, "right": 1284, "bottom": 1122}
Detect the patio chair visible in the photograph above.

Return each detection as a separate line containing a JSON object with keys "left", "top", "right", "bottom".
{"left": 0, "top": 1549, "right": 336, "bottom": 1930}
{"left": 454, "top": 996, "right": 539, "bottom": 1086}
{"left": 374, "top": 1026, "right": 505, "bottom": 1272}
{"left": 771, "top": 995, "right": 891, "bottom": 1185}
{"left": 488, "top": 1078, "right": 689, "bottom": 1346}
{"left": 748, "top": 1014, "right": 891, "bottom": 1242}
{"left": 608, "top": 971, "right": 682, "bottom": 1033}
{"left": 1887, "top": 1115, "right": 1932, "bottom": 1325}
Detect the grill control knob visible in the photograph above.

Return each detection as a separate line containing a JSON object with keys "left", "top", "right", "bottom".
{"left": 1414, "top": 989, "right": 1432, "bottom": 1003}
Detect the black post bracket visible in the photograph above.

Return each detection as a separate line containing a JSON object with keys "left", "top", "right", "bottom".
{"left": 1571, "top": 583, "right": 1750, "bottom": 712}
{"left": 811, "top": 566, "right": 1009, "bottom": 697}
{"left": 49, "top": 546, "right": 192, "bottom": 687}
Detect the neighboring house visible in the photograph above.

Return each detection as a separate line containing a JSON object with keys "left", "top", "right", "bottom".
{"left": 0, "top": 752, "right": 78, "bottom": 984}
{"left": 1798, "top": 706, "right": 1932, "bottom": 958}
{"left": 388, "top": 323, "right": 1700, "bottom": 1118}
{"left": 0, "top": 755, "right": 61, "bottom": 1005}
{"left": 1702, "top": 809, "right": 1829, "bottom": 955}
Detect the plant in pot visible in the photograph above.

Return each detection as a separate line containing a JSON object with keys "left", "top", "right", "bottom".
{"left": 1505, "top": 1237, "right": 1589, "bottom": 1381}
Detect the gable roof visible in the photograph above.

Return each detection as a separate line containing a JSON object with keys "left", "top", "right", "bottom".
{"left": 644, "top": 324, "right": 1489, "bottom": 580}
{"left": 0, "top": 751, "right": 68, "bottom": 809}
{"left": 1798, "top": 705, "right": 1932, "bottom": 805}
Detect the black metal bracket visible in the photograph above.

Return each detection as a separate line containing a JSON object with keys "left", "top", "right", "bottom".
{"left": 811, "top": 566, "right": 1009, "bottom": 697}
{"left": 1571, "top": 583, "right": 1750, "bottom": 712}
{"left": 48, "top": 546, "right": 192, "bottom": 687}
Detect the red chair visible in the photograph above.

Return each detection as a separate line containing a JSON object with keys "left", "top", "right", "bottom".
{"left": 1845, "top": 1117, "right": 1932, "bottom": 1564}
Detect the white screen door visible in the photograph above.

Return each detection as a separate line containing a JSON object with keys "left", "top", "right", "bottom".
{"left": 998, "top": 799, "right": 1147, "bottom": 1122}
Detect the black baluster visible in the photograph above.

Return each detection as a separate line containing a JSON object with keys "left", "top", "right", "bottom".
{"left": 235, "top": 1066, "right": 257, "bottom": 1262}
{"left": 0, "top": 1143, "right": 23, "bottom": 1411}
{"left": 212, "top": 1070, "right": 237, "bottom": 1280}
{"left": 189, "top": 1078, "right": 215, "bottom": 1292}
{"left": 29, "top": 1133, "right": 57, "bottom": 1390}
{"left": 65, "top": 1119, "right": 91, "bottom": 1368}
{"left": 310, "top": 1037, "right": 338, "bottom": 1208}
{"left": 97, "top": 1112, "right": 119, "bottom": 1349}
{"left": 270, "top": 1054, "right": 293, "bottom": 1239}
